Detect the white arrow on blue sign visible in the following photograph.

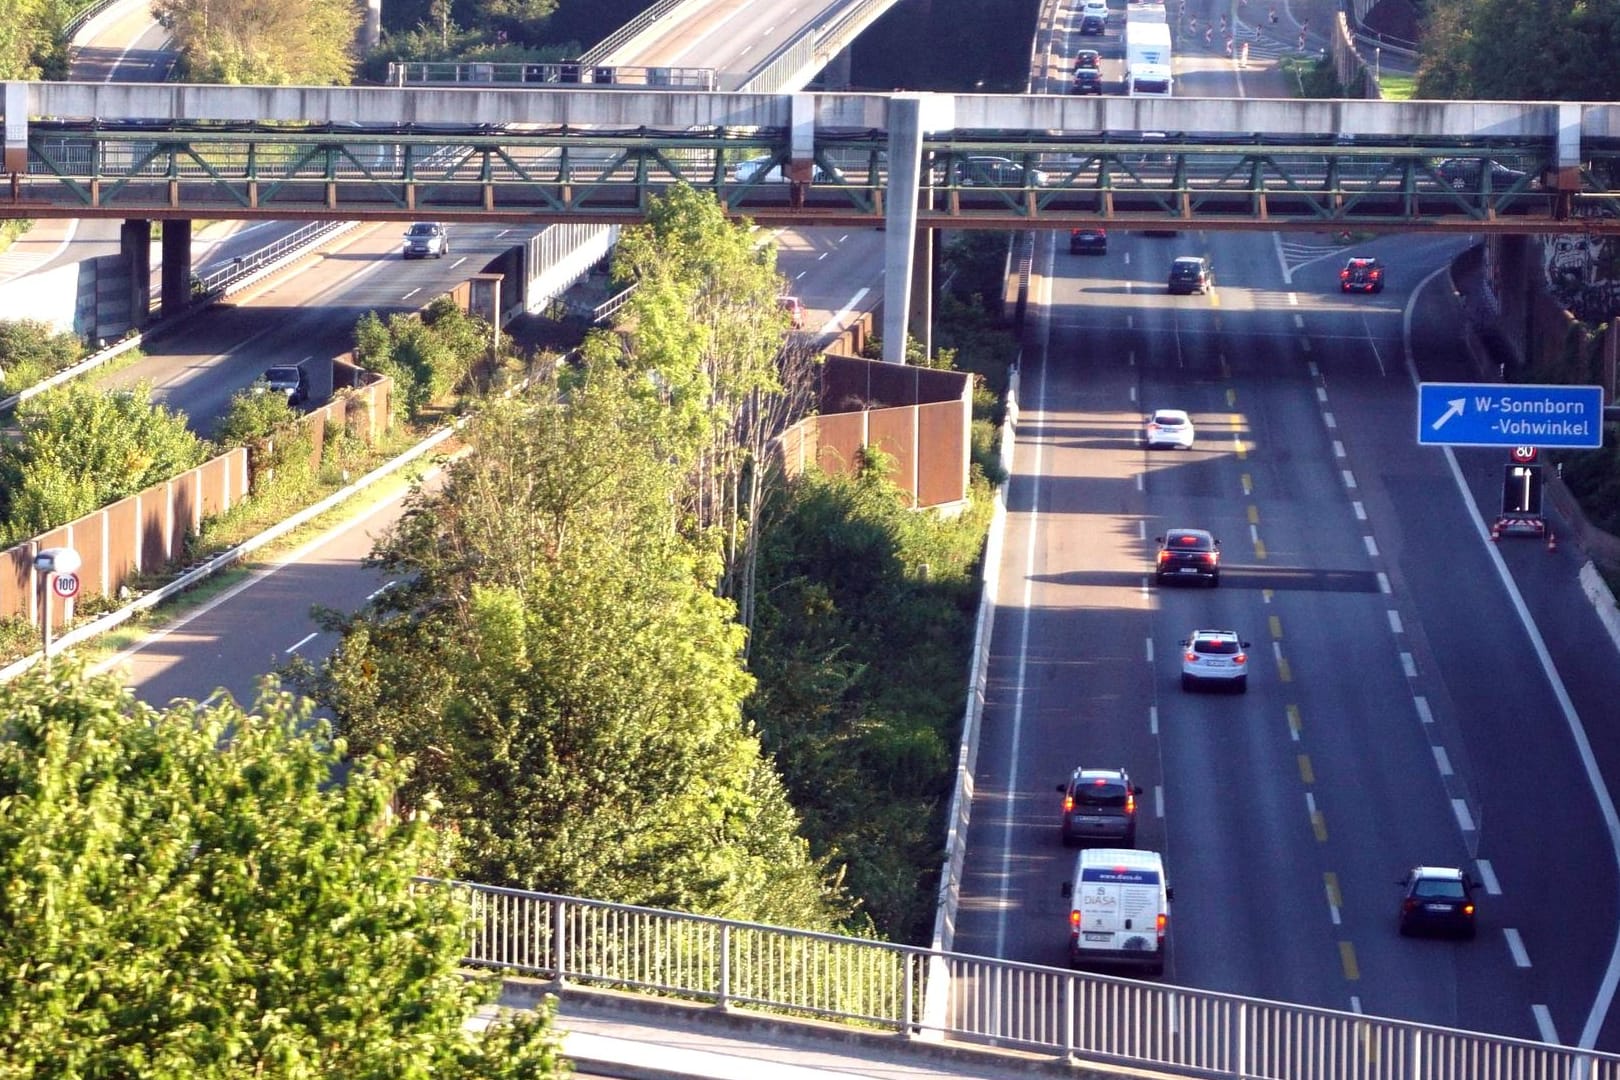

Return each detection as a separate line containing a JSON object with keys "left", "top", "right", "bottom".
{"left": 1417, "top": 382, "right": 1606, "bottom": 449}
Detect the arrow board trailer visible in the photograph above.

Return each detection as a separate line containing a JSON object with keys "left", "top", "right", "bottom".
{"left": 1125, "top": 20, "right": 1173, "bottom": 96}
{"left": 1417, "top": 382, "right": 1605, "bottom": 448}
{"left": 1062, "top": 848, "right": 1172, "bottom": 974}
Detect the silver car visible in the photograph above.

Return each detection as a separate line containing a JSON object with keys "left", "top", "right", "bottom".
{"left": 402, "top": 222, "right": 449, "bottom": 259}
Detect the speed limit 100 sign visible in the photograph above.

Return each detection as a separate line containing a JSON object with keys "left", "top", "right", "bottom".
{"left": 1511, "top": 446, "right": 1538, "bottom": 463}
{"left": 51, "top": 572, "right": 79, "bottom": 599}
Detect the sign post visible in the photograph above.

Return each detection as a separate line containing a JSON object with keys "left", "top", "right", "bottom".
{"left": 34, "top": 547, "right": 81, "bottom": 673}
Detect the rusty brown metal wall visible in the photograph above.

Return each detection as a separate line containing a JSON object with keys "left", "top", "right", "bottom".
{"left": 917, "top": 399, "right": 970, "bottom": 508}
{"left": 867, "top": 406, "right": 919, "bottom": 507}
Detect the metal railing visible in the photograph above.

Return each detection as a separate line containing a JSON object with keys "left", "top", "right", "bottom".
{"left": 384, "top": 61, "right": 715, "bottom": 89}
{"left": 578, "top": 0, "right": 695, "bottom": 65}
{"left": 191, "top": 219, "right": 353, "bottom": 295}
{"left": 61, "top": 0, "right": 124, "bottom": 42}
{"left": 442, "top": 878, "right": 1620, "bottom": 1080}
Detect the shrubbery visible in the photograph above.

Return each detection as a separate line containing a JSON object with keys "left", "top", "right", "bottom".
{"left": 0, "top": 318, "right": 86, "bottom": 398}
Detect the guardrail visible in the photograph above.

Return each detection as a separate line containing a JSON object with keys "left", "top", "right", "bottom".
{"left": 442, "top": 877, "right": 1620, "bottom": 1080}
{"left": 577, "top": 0, "right": 693, "bottom": 65}
{"left": 191, "top": 220, "right": 353, "bottom": 294}
{"left": 61, "top": 0, "right": 123, "bottom": 42}
{"left": 384, "top": 61, "right": 715, "bottom": 89}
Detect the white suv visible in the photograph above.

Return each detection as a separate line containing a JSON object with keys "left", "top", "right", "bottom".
{"left": 1180, "top": 629, "right": 1250, "bottom": 692}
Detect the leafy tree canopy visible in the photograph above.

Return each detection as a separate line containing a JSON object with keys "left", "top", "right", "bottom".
{"left": 0, "top": 382, "right": 207, "bottom": 544}
{"left": 0, "top": 664, "right": 563, "bottom": 1077}
{"left": 153, "top": 0, "right": 361, "bottom": 84}
{"left": 302, "top": 380, "right": 853, "bottom": 929}
{"left": 1416, "top": 0, "right": 1620, "bottom": 99}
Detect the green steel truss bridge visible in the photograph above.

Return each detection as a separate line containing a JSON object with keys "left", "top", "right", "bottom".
{"left": 6, "top": 83, "right": 1620, "bottom": 235}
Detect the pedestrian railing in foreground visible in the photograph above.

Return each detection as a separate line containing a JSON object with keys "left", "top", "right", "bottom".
{"left": 438, "top": 878, "right": 1620, "bottom": 1080}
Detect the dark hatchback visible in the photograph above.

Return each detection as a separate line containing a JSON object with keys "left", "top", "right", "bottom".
{"left": 1340, "top": 256, "right": 1385, "bottom": 293}
{"left": 1397, "top": 866, "right": 1479, "bottom": 939}
{"left": 1073, "top": 68, "right": 1103, "bottom": 94}
{"left": 1057, "top": 767, "right": 1143, "bottom": 847}
{"left": 1155, "top": 529, "right": 1220, "bottom": 586}
{"left": 1069, "top": 227, "right": 1108, "bottom": 254}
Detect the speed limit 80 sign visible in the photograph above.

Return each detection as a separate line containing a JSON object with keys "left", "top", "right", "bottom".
{"left": 1511, "top": 446, "right": 1539, "bottom": 463}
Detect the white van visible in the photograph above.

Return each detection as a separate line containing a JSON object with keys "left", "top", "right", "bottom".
{"left": 1061, "top": 848, "right": 1172, "bottom": 974}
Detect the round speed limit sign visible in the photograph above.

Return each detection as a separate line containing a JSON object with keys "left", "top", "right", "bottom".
{"left": 1510, "top": 446, "right": 1538, "bottom": 463}
{"left": 51, "top": 572, "right": 79, "bottom": 599}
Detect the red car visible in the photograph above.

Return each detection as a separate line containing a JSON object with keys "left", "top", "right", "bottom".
{"left": 1340, "top": 256, "right": 1385, "bottom": 293}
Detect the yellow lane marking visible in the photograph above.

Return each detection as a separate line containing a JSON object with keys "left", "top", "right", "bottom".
{"left": 1298, "top": 754, "right": 1314, "bottom": 784}
{"left": 1255, "top": 538, "right": 1267, "bottom": 561}
{"left": 1311, "top": 802, "right": 1327, "bottom": 841}
{"left": 1247, "top": 505, "right": 1260, "bottom": 525}
{"left": 1278, "top": 656, "right": 1292, "bottom": 682}
{"left": 1233, "top": 435, "right": 1247, "bottom": 460}
{"left": 1286, "top": 703, "right": 1302, "bottom": 736}
{"left": 1324, "top": 872, "right": 1342, "bottom": 908}
{"left": 1269, "top": 615, "right": 1282, "bottom": 639}
{"left": 1339, "top": 941, "right": 1359, "bottom": 980}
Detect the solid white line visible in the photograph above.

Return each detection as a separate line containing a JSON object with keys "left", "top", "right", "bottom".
{"left": 285, "top": 631, "right": 317, "bottom": 654}
{"left": 1452, "top": 797, "right": 1476, "bottom": 831}
{"left": 994, "top": 257, "right": 1053, "bottom": 958}
{"left": 1476, "top": 858, "right": 1501, "bottom": 894}
{"left": 1432, "top": 745, "right": 1452, "bottom": 776}
{"left": 1504, "top": 929, "right": 1532, "bottom": 967}
{"left": 1533, "top": 1004, "right": 1559, "bottom": 1043}
{"left": 1406, "top": 262, "right": 1620, "bottom": 1050}
{"left": 1414, "top": 695, "right": 1434, "bottom": 724}
{"left": 1387, "top": 610, "right": 1403, "bottom": 634}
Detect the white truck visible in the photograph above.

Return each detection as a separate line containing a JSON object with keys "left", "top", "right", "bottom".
{"left": 1124, "top": 16, "right": 1173, "bottom": 96}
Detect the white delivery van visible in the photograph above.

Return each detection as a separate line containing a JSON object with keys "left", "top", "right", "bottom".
{"left": 1061, "top": 848, "right": 1172, "bottom": 974}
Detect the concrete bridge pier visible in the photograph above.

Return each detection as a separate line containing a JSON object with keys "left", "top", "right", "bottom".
{"left": 159, "top": 219, "right": 190, "bottom": 320}
{"left": 883, "top": 94, "right": 952, "bottom": 364}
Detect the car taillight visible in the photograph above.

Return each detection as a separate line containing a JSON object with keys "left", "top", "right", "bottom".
{"left": 1070, "top": 910, "right": 1081, "bottom": 928}
{"left": 1063, "top": 795, "right": 1074, "bottom": 812}
{"left": 1184, "top": 650, "right": 1198, "bottom": 663}
{"left": 1156, "top": 913, "right": 1167, "bottom": 938}
{"left": 1124, "top": 792, "right": 1136, "bottom": 814}
{"left": 1463, "top": 902, "right": 1475, "bottom": 917}
{"left": 1340, "top": 269, "right": 1350, "bottom": 279}
{"left": 1158, "top": 550, "right": 1172, "bottom": 564}
{"left": 1202, "top": 552, "right": 1218, "bottom": 564}
{"left": 1233, "top": 652, "right": 1247, "bottom": 665}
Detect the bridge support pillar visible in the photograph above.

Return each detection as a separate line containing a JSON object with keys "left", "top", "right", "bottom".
{"left": 362, "top": 0, "right": 382, "bottom": 52}
{"left": 883, "top": 94, "right": 952, "bottom": 364}
{"left": 909, "top": 228, "right": 933, "bottom": 361}
{"left": 158, "top": 219, "right": 191, "bottom": 320}
{"left": 3, "top": 83, "right": 25, "bottom": 175}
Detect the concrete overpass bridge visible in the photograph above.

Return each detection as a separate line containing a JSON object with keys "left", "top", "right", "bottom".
{"left": 7, "top": 82, "right": 1620, "bottom": 357}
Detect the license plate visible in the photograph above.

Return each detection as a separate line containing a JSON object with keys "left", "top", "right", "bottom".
{"left": 1178, "top": 567, "right": 1197, "bottom": 574}
{"left": 1425, "top": 903, "right": 1451, "bottom": 913}
{"left": 1084, "top": 932, "right": 1111, "bottom": 942}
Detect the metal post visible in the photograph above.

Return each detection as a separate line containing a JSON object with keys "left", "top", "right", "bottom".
{"left": 39, "top": 571, "right": 53, "bottom": 673}
{"left": 1375, "top": 46, "right": 1381, "bottom": 84}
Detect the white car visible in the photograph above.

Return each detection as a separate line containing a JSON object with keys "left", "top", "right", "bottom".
{"left": 732, "top": 156, "right": 843, "bottom": 184}
{"left": 1145, "top": 408, "right": 1194, "bottom": 449}
{"left": 1180, "top": 629, "right": 1250, "bottom": 692}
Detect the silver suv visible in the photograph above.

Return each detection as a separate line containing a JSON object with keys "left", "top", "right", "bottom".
{"left": 402, "top": 222, "right": 449, "bottom": 259}
{"left": 1057, "top": 767, "right": 1143, "bottom": 846}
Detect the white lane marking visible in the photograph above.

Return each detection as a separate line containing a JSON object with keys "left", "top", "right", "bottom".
{"left": 285, "top": 631, "right": 317, "bottom": 653}
{"left": 1505, "top": 929, "right": 1532, "bottom": 968}
{"left": 1149, "top": 705, "right": 1158, "bottom": 735}
{"left": 1452, "top": 797, "right": 1476, "bottom": 831}
{"left": 1432, "top": 745, "right": 1452, "bottom": 776}
{"left": 1315, "top": 386, "right": 1328, "bottom": 403}
{"left": 1127, "top": 314, "right": 1134, "bottom": 329}
{"left": 1342, "top": 469, "right": 1358, "bottom": 490}
{"left": 1305, "top": 791, "right": 1318, "bottom": 819}
{"left": 1407, "top": 261, "right": 1620, "bottom": 1052}
{"left": 1401, "top": 653, "right": 1416, "bottom": 677}
{"left": 1294, "top": 313, "right": 1305, "bottom": 329}
{"left": 1387, "top": 610, "right": 1403, "bottom": 634}
{"left": 1377, "top": 571, "right": 1390, "bottom": 593}
{"left": 1250, "top": 524, "right": 1260, "bottom": 545}
{"left": 1138, "top": 520, "right": 1147, "bottom": 541}
{"left": 1333, "top": 440, "right": 1346, "bottom": 459}
{"left": 1476, "top": 859, "right": 1501, "bottom": 894}
{"left": 367, "top": 580, "right": 397, "bottom": 601}
{"left": 1136, "top": 474, "right": 1144, "bottom": 492}
{"left": 827, "top": 287, "right": 871, "bottom": 333}
{"left": 1272, "top": 641, "right": 1284, "bottom": 664}
{"left": 1533, "top": 1004, "right": 1558, "bottom": 1043}
{"left": 402, "top": 288, "right": 421, "bottom": 300}
{"left": 1130, "top": 385, "right": 1138, "bottom": 402}
{"left": 1146, "top": 638, "right": 1155, "bottom": 663}
{"left": 1154, "top": 785, "right": 1164, "bottom": 817}
{"left": 816, "top": 252, "right": 829, "bottom": 261}
{"left": 1353, "top": 500, "right": 1367, "bottom": 521}
{"left": 1307, "top": 361, "right": 1320, "bottom": 379}
{"left": 1300, "top": 337, "right": 1312, "bottom": 353}
{"left": 995, "top": 267, "right": 1054, "bottom": 958}
{"left": 449, "top": 256, "right": 468, "bottom": 270}
{"left": 1324, "top": 411, "right": 1337, "bottom": 429}
{"left": 1350, "top": 996, "right": 1363, "bottom": 1014}
{"left": 1363, "top": 535, "right": 1379, "bottom": 557}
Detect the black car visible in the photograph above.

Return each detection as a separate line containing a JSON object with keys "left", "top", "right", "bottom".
{"left": 1155, "top": 528, "right": 1220, "bottom": 586}
{"left": 1340, "top": 256, "right": 1385, "bottom": 293}
{"left": 1073, "top": 68, "right": 1103, "bottom": 94}
{"left": 1435, "top": 158, "right": 1531, "bottom": 192}
{"left": 1167, "top": 256, "right": 1211, "bottom": 295}
{"left": 1057, "top": 767, "right": 1142, "bottom": 847}
{"left": 1080, "top": 12, "right": 1106, "bottom": 33}
{"left": 1397, "top": 866, "right": 1479, "bottom": 939}
{"left": 1069, "top": 227, "right": 1107, "bottom": 254}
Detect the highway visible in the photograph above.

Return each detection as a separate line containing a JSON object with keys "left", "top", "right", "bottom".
{"left": 43, "top": 0, "right": 1620, "bottom": 1064}
{"left": 950, "top": 0, "right": 1620, "bottom": 1053}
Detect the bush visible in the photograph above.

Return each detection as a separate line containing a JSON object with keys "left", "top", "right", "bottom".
{"left": 0, "top": 319, "right": 85, "bottom": 397}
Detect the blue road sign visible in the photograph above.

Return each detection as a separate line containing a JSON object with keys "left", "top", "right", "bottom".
{"left": 1417, "top": 382, "right": 1606, "bottom": 449}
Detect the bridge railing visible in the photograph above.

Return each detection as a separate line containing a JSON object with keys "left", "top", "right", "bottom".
{"left": 384, "top": 61, "right": 716, "bottom": 90}
{"left": 439, "top": 877, "right": 1620, "bottom": 1080}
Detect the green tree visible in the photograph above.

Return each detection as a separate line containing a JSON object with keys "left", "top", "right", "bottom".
{"left": 352, "top": 298, "right": 486, "bottom": 419}
{"left": 301, "top": 382, "right": 852, "bottom": 929}
{"left": 0, "top": 382, "right": 207, "bottom": 543}
{"left": 153, "top": 0, "right": 361, "bottom": 84}
{"left": 214, "top": 379, "right": 298, "bottom": 446}
{"left": 0, "top": 664, "right": 564, "bottom": 1077}
{"left": 1416, "top": 0, "right": 1620, "bottom": 99}
{"left": 0, "top": 317, "right": 84, "bottom": 394}
{"left": 0, "top": 0, "right": 75, "bottom": 79}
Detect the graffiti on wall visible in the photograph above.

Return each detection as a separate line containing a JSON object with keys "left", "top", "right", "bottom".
{"left": 1543, "top": 233, "right": 1620, "bottom": 323}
